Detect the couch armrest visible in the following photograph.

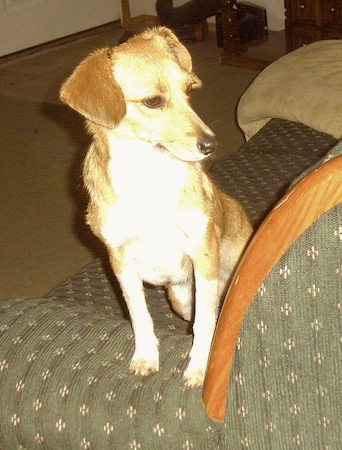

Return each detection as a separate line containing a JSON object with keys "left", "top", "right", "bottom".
{"left": 203, "top": 153, "right": 342, "bottom": 421}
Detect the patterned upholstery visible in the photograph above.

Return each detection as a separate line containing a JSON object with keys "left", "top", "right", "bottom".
{"left": 0, "top": 120, "right": 340, "bottom": 449}
{"left": 210, "top": 118, "right": 336, "bottom": 227}
{"left": 224, "top": 203, "right": 341, "bottom": 449}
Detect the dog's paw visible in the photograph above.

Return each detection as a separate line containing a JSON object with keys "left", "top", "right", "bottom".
{"left": 181, "top": 307, "right": 192, "bottom": 322}
{"left": 129, "top": 358, "right": 159, "bottom": 376}
{"left": 183, "top": 368, "right": 205, "bottom": 388}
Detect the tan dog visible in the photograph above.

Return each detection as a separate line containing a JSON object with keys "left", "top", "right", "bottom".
{"left": 60, "top": 27, "right": 252, "bottom": 387}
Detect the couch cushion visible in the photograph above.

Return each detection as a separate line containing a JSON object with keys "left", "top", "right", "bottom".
{"left": 0, "top": 292, "right": 224, "bottom": 449}
{"left": 237, "top": 40, "right": 342, "bottom": 140}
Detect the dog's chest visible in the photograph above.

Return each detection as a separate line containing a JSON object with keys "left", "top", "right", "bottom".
{"left": 100, "top": 142, "right": 209, "bottom": 282}
{"left": 107, "top": 141, "right": 187, "bottom": 217}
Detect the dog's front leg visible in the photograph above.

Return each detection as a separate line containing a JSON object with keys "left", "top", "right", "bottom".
{"left": 109, "top": 252, "right": 159, "bottom": 376}
{"left": 183, "top": 240, "right": 220, "bottom": 387}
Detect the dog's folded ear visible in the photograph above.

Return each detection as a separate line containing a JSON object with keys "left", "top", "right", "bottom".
{"left": 60, "top": 48, "right": 126, "bottom": 128}
{"left": 151, "top": 27, "right": 202, "bottom": 89}
{"left": 155, "top": 27, "right": 193, "bottom": 72}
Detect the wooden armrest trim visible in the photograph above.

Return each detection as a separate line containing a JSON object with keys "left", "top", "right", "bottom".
{"left": 203, "top": 155, "right": 342, "bottom": 421}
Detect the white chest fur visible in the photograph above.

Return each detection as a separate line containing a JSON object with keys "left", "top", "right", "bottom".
{"left": 108, "top": 138, "right": 187, "bottom": 211}
{"left": 100, "top": 138, "right": 208, "bottom": 285}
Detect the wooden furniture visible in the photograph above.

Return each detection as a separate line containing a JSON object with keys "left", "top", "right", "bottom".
{"left": 219, "top": 0, "right": 279, "bottom": 69}
{"left": 216, "top": 1, "right": 267, "bottom": 48}
{"left": 203, "top": 154, "right": 342, "bottom": 420}
{"left": 285, "top": 0, "right": 342, "bottom": 52}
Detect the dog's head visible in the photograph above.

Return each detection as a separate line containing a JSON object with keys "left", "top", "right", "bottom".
{"left": 60, "top": 27, "right": 217, "bottom": 162}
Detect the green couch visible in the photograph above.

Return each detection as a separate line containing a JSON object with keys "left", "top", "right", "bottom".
{"left": 0, "top": 42, "right": 341, "bottom": 449}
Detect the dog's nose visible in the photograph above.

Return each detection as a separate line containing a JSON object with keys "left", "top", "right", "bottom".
{"left": 197, "top": 135, "right": 218, "bottom": 156}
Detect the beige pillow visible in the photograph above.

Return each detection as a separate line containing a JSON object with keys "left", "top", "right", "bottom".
{"left": 237, "top": 40, "right": 342, "bottom": 140}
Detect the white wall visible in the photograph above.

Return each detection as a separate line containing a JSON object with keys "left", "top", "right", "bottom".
{"left": 0, "top": 0, "right": 120, "bottom": 56}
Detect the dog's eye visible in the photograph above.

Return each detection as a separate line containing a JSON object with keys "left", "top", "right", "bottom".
{"left": 142, "top": 96, "right": 165, "bottom": 109}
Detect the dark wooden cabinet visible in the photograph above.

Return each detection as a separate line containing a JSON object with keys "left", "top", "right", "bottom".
{"left": 218, "top": 0, "right": 272, "bottom": 69}
{"left": 285, "top": 0, "right": 342, "bottom": 52}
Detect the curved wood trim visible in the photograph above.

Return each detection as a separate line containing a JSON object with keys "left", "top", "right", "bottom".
{"left": 203, "top": 155, "right": 342, "bottom": 421}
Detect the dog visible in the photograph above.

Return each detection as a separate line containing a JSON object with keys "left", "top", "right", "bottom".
{"left": 60, "top": 27, "right": 252, "bottom": 387}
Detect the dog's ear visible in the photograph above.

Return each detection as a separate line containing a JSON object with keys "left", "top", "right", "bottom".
{"left": 153, "top": 27, "right": 202, "bottom": 89}
{"left": 155, "top": 27, "right": 192, "bottom": 71}
{"left": 60, "top": 48, "right": 126, "bottom": 128}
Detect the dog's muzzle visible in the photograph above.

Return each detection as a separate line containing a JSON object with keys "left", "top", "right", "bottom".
{"left": 197, "top": 135, "right": 218, "bottom": 156}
